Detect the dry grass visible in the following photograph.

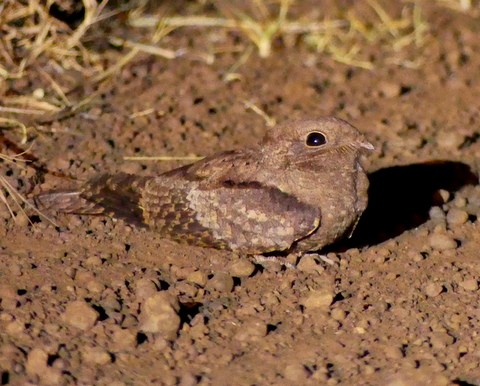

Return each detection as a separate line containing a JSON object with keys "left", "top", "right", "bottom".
{"left": 0, "top": 0, "right": 109, "bottom": 222}
{"left": 305, "top": 1, "right": 428, "bottom": 69}
{"left": 0, "top": 0, "right": 179, "bottom": 222}
{"left": 130, "top": 0, "right": 429, "bottom": 70}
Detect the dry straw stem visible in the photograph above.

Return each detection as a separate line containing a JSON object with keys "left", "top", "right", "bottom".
{"left": 244, "top": 100, "right": 276, "bottom": 127}
{"left": 0, "top": 118, "right": 29, "bottom": 144}
{"left": 124, "top": 156, "right": 203, "bottom": 161}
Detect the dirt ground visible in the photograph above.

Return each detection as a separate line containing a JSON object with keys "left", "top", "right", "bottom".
{"left": 1, "top": 1, "right": 480, "bottom": 385}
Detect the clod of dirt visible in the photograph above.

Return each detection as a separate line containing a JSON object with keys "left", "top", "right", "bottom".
{"left": 297, "top": 254, "right": 325, "bottom": 273}
{"left": 283, "top": 363, "right": 311, "bottom": 382}
{"left": 446, "top": 207, "right": 469, "bottom": 226}
{"left": 205, "top": 272, "right": 234, "bottom": 293}
{"left": 138, "top": 291, "right": 181, "bottom": 340}
{"left": 0, "top": 284, "right": 18, "bottom": 311}
{"left": 186, "top": 271, "right": 208, "bottom": 287}
{"left": 429, "top": 206, "right": 445, "bottom": 220}
{"left": 428, "top": 233, "right": 457, "bottom": 251}
{"left": 330, "top": 308, "right": 347, "bottom": 321}
{"left": 134, "top": 278, "right": 158, "bottom": 301}
{"left": 437, "top": 130, "right": 465, "bottom": 150}
{"left": 424, "top": 282, "right": 444, "bottom": 297}
{"left": 26, "top": 348, "right": 62, "bottom": 385}
{"left": 228, "top": 258, "right": 256, "bottom": 277}
{"left": 81, "top": 345, "right": 112, "bottom": 365}
{"left": 458, "top": 278, "right": 478, "bottom": 291}
{"left": 301, "top": 288, "right": 334, "bottom": 310}
{"left": 109, "top": 327, "right": 137, "bottom": 352}
{"left": 63, "top": 300, "right": 99, "bottom": 330}
{"left": 430, "top": 331, "right": 455, "bottom": 350}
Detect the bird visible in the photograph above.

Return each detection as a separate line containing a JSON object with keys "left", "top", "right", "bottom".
{"left": 35, "top": 117, "right": 373, "bottom": 254}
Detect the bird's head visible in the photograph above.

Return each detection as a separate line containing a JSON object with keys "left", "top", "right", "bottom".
{"left": 261, "top": 117, "right": 373, "bottom": 168}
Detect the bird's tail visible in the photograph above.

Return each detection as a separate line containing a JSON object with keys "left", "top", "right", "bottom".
{"left": 35, "top": 173, "right": 149, "bottom": 225}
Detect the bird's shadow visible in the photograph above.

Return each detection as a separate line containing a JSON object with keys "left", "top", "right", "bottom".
{"left": 335, "top": 160, "right": 478, "bottom": 251}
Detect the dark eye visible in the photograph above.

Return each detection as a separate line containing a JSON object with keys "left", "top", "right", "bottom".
{"left": 305, "top": 131, "right": 327, "bottom": 147}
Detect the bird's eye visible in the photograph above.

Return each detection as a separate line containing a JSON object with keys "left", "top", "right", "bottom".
{"left": 305, "top": 131, "right": 327, "bottom": 147}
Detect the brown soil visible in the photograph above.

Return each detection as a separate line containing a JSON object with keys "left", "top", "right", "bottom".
{"left": 2, "top": 2, "right": 480, "bottom": 385}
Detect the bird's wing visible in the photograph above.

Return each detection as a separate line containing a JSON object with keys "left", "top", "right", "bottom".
{"left": 140, "top": 173, "right": 321, "bottom": 254}
{"left": 161, "top": 150, "right": 261, "bottom": 186}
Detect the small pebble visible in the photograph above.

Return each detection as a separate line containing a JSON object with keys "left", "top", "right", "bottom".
{"left": 63, "top": 300, "right": 99, "bottom": 330}
{"left": 437, "top": 130, "right": 464, "bottom": 150}
{"left": 228, "top": 259, "right": 256, "bottom": 277}
{"left": 297, "top": 254, "right": 324, "bottom": 273}
{"left": 0, "top": 284, "right": 17, "bottom": 299}
{"left": 14, "top": 213, "right": 29, "bottom": 227}
{"left": 384, "top": 346, "right": 403, "bottom": 359}
{"left": 82, "top": 346, "right": 112, "bottom": 365}
{"left": 6, "top": 320, "right": 24, "bottom": 335}
{"left": 284, "top": 363, "right": 310, "bottom": 382}
{"left": 186, "top": 271, "right": 208, "bottom": 287}
{"left": 430, "top": 332, "right": 455, "bottom": 349}
{"left": 205, "top": 273, "right": 234, "bottom": 293}
{"left": 75, "top": 270, "right": 95, "bottom": 285}
{"left": 9, "top": 263, "right": 22, "bottom": 277}
{"left": 446, "top": 208, "right": 469, "bottom": 226}
{"left": 437, "top": 189, "right": 450, "bottom": 203}
{"left": 429, "top": 206, "right": 445, "bottom": 220}
{"left": 0, "top": 313, "right": 13, "bottom": 322}
{"left": 110, "top": 328, "right": 137, "bottom": 351}
{"left": 101, "top": 294, "right": 122, "bottom": 312}
{"left": 458, "top": 279, "right": 478, "bottom": 291}
{"left": 85, "top": 255, "right": 102, "bottom": 266}
{"left": 26, "top": 348, "right": 48, "bottom": 377}
{"left": 379, "top": 81, "right": 401, "bottom": 98}
{"left": 453, "top": 196, "right": 467, "bottom": 208}
{"left": 429, "top": 234, "right": 457, "bottom": 251}
{"left": 1, "top": 297, "right": 17, "bottom": 311}
{"left": 407, "top": 251, "right": 424, "bottom": 262}
{"left": 86, "top": 280, "right": 104, "bottom": 294}
{"left": 139, "top": 292, "right": 180, "bottom": 340}
{"left": 424, "top": 282, "right": 444, "bottom": 297}
{"left": 330, "top": 308, "right": 346, "bottom": 321}
{"left": 301, "top": 289, "right": 333, "bottom": 310}
{"left": 33, "top": 88, "right": 45, "bottom": 99}
{"left": 134, "top": 278, "right": 158, "bottom": 301}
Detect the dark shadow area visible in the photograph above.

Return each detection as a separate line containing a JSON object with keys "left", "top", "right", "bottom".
{"left": 343, "top": 160, "right": 478, "bottom": 250}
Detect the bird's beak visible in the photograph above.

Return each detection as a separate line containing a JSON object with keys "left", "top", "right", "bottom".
{"left": 357, "top": 141, "right": 374, "bottom": 152}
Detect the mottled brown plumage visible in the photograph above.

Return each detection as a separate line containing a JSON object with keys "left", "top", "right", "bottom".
{"left": 36, "top": 117, "right": 373, "bottom": 254}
